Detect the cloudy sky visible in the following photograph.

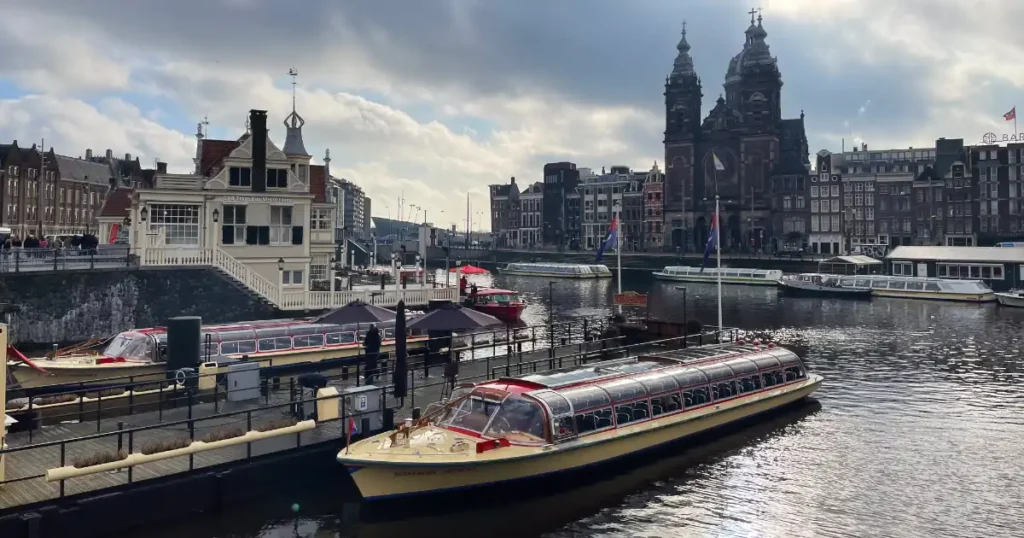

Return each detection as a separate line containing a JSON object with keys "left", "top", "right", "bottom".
{"left": 0, "top": 0, "right": 1018, "bottom": 229}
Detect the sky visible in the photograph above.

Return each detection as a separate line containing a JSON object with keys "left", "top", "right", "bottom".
{"left": 0, "top": 0, "right": 1020, "bottom": 230}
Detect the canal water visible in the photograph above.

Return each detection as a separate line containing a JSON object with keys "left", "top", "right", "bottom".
{"left": 132, "top": 270, "right": 1024, "bottom": 538}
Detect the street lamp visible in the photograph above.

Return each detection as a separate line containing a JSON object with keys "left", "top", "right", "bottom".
{"left": 140, "top": 206, "right": 148, "bottom": 222}
{"left": 212, "top": 208, "right": 219, "bottom": 223}
{"left": 277, "top": 257, "right": 285, "bottom": 271}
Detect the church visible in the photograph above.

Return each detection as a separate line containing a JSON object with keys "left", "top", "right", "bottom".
{"left": 663, "top": 10, "right": 810, "bottom": 252}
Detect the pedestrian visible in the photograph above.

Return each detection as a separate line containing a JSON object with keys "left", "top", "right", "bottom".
{"left": 459, "top": 275, "right": 468, "bottom": 296}
{"left": 362, "top": 324, "right": 382, "bottom": 384}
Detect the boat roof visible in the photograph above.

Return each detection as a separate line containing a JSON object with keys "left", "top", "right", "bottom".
{"left": 820, "top": 255, "right": 882, "bottom": 265}
{"left": 887, "top": 246, "right": 1024, "bottom": 264}
{"left": 475, "top": 288, "right": 518, "bottom": 295}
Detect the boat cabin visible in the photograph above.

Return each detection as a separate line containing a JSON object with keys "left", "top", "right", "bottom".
{"left": 886, "top": 246, "right": 1024, "bottom": 291}
{"left": 466, "top": 289, "right": 522, "bottom": 306}
{"left": 430, "top": 344, "right": 809, "bottom": 446}
{"left": 657, "top": 266, "right": 783, "bottom": 282}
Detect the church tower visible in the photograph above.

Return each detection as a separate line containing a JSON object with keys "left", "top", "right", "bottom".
{"left": 664, "top": 22, "right": 703, "bottom": 248}
{"left": 723, "top": 9, "right": 782, "bottom": 133}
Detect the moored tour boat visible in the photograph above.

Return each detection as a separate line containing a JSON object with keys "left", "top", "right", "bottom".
{"left": 463, "top": 288, "right": 526, "bottom": 322}
{"left": 499, "top": 263, "right": 612, "bottom": 279}
{"left": 778, "top": 273, "right": 872, "bottom": 298}
{"left": 9, "top": 317, "right": 427, "bottom": 389}
{"left": 843, "top": 275, "right": 995, "bottom": 302}
{"left": 995, "top": 289, "right": 1024, "bottom": 307}
{"left": 654, "top": 266, "right": 783, "bottom": 286}
{"left": 337, "top": 342, "right": 821, "bottom": 501}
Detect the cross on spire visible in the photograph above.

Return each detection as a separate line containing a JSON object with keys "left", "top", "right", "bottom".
{"left": 748, "top": 7, "right": 758, "bottom": 24}
{"left": 682, "top": 20, "right": 686, "bottom": 33}
{"left": 758, "top": 5, "right": 764, "bottom": 25}
{"left": 288, "top": 67, "right": 299, "bottom": 114}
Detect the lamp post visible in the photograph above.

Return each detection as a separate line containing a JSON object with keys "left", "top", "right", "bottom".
{"left": 547, "top": 281, "right": 554, "bottom": 351}
{"left": 277, "top": 257, "right": 285, "bottom": 303}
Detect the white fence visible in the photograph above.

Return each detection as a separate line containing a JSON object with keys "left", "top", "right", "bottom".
{"left": 142, "top": 247, "right": 457, "bottom": 310}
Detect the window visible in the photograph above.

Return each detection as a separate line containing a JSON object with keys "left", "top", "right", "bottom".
{"left": 229, "top": 167, "right": 252, "bottom": 187}
{"left": 267, "top": 169, "right": 288, "bottom": 189}
{"left": 271, "top": 206, "right": 293, "bottom": 245}
{"left": 831, "top": 200, "right": 840, "bottom": 212}
{"left": 282, "top": 270, "right": 304, "bottom": 285}
{"left": 326, "top": 332, "right": 357, "bottom": 345}
{"left": 830, "top": 185, "right": 839, "bottom": 197}
{"left": 148, "top": 204, "right": 201, "bottom": 246}
{"left": 293, "top": 334, "right": 325, "bottom": 348}
{"left": 220, "top": 340, "right": 257, "bottom": 355}
{"left": 221, "top": 205, "right": 246, "bottom": 245}
{"left": 312, "top": 208, "right": 331, "bottom": 230}
{"left": 892, "top": 262, "right": 913, "bottom": 275}
{"left": 811, "top": 200, "right": 819, "bottom": 213}
{"left": 796, "top": 196, "right": 805, "bottom": 209}
{"left": 811, "top": 186, "right": 819, "bottom": 198}
{"left": 257, "top": 337, "right": 293, "bottom": 352}
{"left": 650, "top": 393, "right": 682, "bottom": 416}
{"left": 831, "top": 214, "right": 840, "bottom": 231}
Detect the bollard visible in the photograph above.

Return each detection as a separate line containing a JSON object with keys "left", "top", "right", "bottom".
{"left": 412, "top": 407, "right": 421, "bottom": 420}
{"left": 383, "top": 408, "right": 395, "bottom": 431}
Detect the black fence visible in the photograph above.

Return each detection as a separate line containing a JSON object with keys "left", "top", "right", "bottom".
{"left": 0, "top": 247, "right": 136, "bottom": 273}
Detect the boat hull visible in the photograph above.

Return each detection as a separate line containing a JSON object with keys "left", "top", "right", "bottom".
{"left": 871, "top": 289, "right": 996, "bottom": 303}
{"left": 653, "top": 273, "right": 779, "bottom": 286}
{"left": 995, "top": 292, "right": 1024, "bottom": 307}
{"left": 778, "top": 281, "right": 871, "bottom": 298}
{"left": 343, "top": 376, "right": 821, "bottom": 501}
{"left": 469, "top": 303, "right": 525, "bottom": 322}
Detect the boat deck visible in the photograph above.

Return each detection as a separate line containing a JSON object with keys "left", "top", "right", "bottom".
{"left": 2, "top": 331, "right": 667, "bottom": 510}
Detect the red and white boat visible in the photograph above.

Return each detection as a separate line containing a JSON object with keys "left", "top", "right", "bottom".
{"left": 463, "top": 288, "right": 525, "bottom": 322}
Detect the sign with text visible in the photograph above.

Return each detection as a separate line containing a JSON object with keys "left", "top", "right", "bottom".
{"left": 981, "top": 132, "right": 1024, "bottom": 144}
{"left": 220, "top": 196, "right": 297, "bottom": 204}
{"left": 613, "top": 291, "right": 648, "bottom": 307}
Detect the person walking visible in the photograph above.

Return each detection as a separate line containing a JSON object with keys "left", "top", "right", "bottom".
{"left": 362, "top": 324, "right": 382, "bottom": 384}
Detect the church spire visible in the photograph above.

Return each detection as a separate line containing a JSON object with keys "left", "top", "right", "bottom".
{"left": 671, "top": 21, "right": 696, "bottom": 77}
{"left": 282, "top": 67, "right": 310, "bottom": 156}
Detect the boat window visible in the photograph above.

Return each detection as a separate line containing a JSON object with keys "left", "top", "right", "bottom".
{"left": 855, "top": 279, "right": 870, "bottom": 287}
{"left": 574, "top": 408, "right": 613, "bottom": 433}
{"left": 906, "top": 281, "right": 924, "bottom": 291}
{"left": 871, "top": 280, "right": 887, "bottom": 288}
{"left": 784, "top": 366, "right": 805, "bottom": 382}
{"left": 258, "top": 337, "right": 293, "bottom": 352}
{"left": 924, "top": 282, "right": 941, "bottom": 292}
{"left": 383, "top": 328, "right": 396, "bottom": 339}
{"left": 970, "top": 266, "right": 981, "bottom": 278}
{"left": 597, "top": 379, "right": 647, "bottom": 404}
{"left": 615, "top": 400, "right": 650, "bottom": 426}
{"left": 440, "top": 394, "right": 503, "bottom": 433}
{"left": 888, "top": 281, "right": 906, "bottom": 290}
{"left": 762, "top": 370, "right": 784, "bottom": 387}
{"left": 293, "top": 334, "right": 325, "bottom": 348}
{"left": 651, "top": 393, "right": 682, "bottom": 416}
{"left": 221, "top": 340, "right": 257, "bottom": 355}
{"left": 482, "top": 394, "right": 548, "bottom": 445}
{"left": 531, "top": 390, "right": 573, "bottom": 417}
{"left": 698, "top": 363, "right": 734, "bottom": 382}
{"left": 103, "top": 333, "right": 155, "bottom": 360}
{"left": 326, "top": 332, "right": 357, "bottom": 345}
{"left": 739, "top": 271, "right": 753, "bottom": 278}
{"left": 981, "top": 266, "right": 992, "bottom": 279}
{"left": 633, "top": 373, "right": 680, "bottom": 394}
{"left": 560, "top": 386, "right": 612, "bottom": 410}
{"left": 686, "top": 386, "right": 711, "bottom": 406}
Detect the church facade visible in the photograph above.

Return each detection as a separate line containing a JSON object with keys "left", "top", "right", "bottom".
{"left": 663, "top": 12, "right": 810, "bottom": 252}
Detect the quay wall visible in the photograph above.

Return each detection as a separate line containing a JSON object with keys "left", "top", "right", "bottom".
{"left": 0, "top": 267, "right": 282, "bottom": 346}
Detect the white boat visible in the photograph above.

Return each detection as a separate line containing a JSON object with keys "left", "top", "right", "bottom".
{"left": 653, "top": 266, "right": 782, "bottom": 286}
{"left": 499, "top": 263, "right": 612, "bottom": 279}
{"left": 995, "top": 289, "right": 1024, "bottom": 307}
{"left": 838, "top": 275, "right": 995, "bottom": 302}
{"left": 778, "top": 273, "right": 872, "bottom": 298}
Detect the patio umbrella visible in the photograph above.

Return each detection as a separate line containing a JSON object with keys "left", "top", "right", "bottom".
{"left": 449, "top": 264, "right": 489, "bottom": 275}
{"left": 392, "top": 300, "right": 408, "bottom": 398}
{"left": 406, "top": 302, "right": 503, "bottom": 331}
{"left": 312, "top": 300, "right": 396, "bottom": 325}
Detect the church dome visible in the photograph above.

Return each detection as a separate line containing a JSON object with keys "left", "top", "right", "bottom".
{"left": 725, "top": 13, "right": 777, "bottom": 84}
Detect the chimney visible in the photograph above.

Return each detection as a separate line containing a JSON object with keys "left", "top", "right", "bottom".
{"left": 250, "top": 109, "right": 268, "bottom": 193}
{"left": 157, "top": 162, "right": 167, "bottom": 173}
{"left": 125, "top": 153, "right": 132, "bottom": 161}
{"left": 86, "top": 149, "right": 93, "bottom": 160}
{"left": 510, "top": 176, "right": 516, "bottom": 184}
{"left": 105, "top": 149, "right": 113, "bottom": 160}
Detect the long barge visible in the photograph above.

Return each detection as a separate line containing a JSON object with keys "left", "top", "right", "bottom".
{"left": 337, "top": 342, "right": 821, "bottom": 500}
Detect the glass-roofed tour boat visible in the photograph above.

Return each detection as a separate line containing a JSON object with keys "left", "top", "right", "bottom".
{"left": 338, "top": 342, "right": 822, "bottom": 501}
{"left": 653, "top": 266, "right": 783, "bottom": 286}
{"left": 499, "top": 262, "right": 613, "bottom": 279}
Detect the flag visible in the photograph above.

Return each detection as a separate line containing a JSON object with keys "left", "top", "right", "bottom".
{"left": 712, "top": 152, "right": 726, "bottom": 171}
{"left": 700, "top": 211, "right": 718, "bottom": 273}
{"left": 594, "top": 216, "right": 618, "bottom": 262}
{"left": 1005, "top": 107, "right": 1016, "bottom": 121}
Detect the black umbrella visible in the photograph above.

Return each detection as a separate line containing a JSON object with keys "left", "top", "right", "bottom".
{"left": 406, "top": 302, "right": 503, "bottom": 331}
{"left": 313, "top": 300, "right": 396, "bottom": 325}
{"left": 392, "top": 300, "right": 408, "bottom": 398}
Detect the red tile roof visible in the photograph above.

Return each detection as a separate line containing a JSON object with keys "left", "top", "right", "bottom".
{"left": 200, "top": 139, "right": 240, "bottom": 177}
{"left": 100, "top": 188, "right": 134, "bottom": 218}
{"left": 310, "top": 164, "right": 327, "bottom": 203}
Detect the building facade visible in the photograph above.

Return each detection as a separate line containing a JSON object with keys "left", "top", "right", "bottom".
{"left": 809, "top": 150, "right": 842, "bottom": 254}
{"left": 972, "top": 142, "right": 1024, "bottom": 245}
{"left": 642, "top": 162, "right": 665, "bottom": 250}
{"left": 489, "top": 177, "right": 520, "bottom": 248}
{"left": 581, "top": 167, "right": 630, "bottom": 250}
{"left": 519, "top": 182, "right": 543, "bottom": 247}
{"left": 663, "top": 13, "right": 810, "bottom": 253}
{"left": 542, "top": 162, "right": 581, "bottom": 247}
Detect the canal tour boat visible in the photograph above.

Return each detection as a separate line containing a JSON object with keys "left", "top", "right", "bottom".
{"left": 654, "top": 266, "right": 783, "bottom": 286}
{"left": 995, "top": 289, "right": 1024, "bottom": 307}
{"left": 462, "top": 288, "right": 526, "bottom": 322}
{"left": 499, "top": 263, "right": 612, "bottom": 279}
{"left": 337, "top": 343, "right": 821, "bottom": 501}
{"left": 840, "top": 275, "right": 996, "bottom": 302}
{"left": 777, "top": 273, "right": 872, "bottom": 298}
{"left": 9, "top": 318, "right": 427, "bottom": 389}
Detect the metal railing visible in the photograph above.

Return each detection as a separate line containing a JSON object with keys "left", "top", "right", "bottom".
{"left": 0, "top": 246, "right": 135, "bottom": 273}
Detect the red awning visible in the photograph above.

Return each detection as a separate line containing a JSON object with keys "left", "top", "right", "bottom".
{"left": 450, "top": 264, "right": 489, "bottom": 275}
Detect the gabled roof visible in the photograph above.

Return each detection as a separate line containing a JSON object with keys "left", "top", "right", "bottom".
{"left": 200, "top": 139, "right": 240, "bottom": 177}
{"left": 310, "top": 164, "right": 327, "bottom": 203}
{"left": 100, "top": 188, "right": 134, "bottom": 218}
{"left": 54, "top": 155, "right": 113, "bottom": 186}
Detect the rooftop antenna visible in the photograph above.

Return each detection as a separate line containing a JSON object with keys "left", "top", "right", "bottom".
{"left": 288, "top": 67, "right": 299, "bottom": 114}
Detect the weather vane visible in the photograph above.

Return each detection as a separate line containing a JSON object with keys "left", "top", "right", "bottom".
{"left": 288, "top": 67, "right": 299, "bottom": 112}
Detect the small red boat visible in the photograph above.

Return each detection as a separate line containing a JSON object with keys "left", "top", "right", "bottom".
{"left": 463, "top": 288, "right": 525, "bottom": 322}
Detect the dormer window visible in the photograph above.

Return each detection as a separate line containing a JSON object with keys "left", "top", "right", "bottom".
{"left": 229, "top": 167, "right": 252, "bottom": 187}
{"left": 267, "top": 169, "right": 288, "bottom": 189}
{"left": 750, "top": 92, "right": 766, "bottom": 102}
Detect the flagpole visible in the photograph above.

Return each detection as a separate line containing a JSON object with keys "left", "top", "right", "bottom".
{"left": 615, "top": 204, "right": 623, "bottom": 314}
{"left": 715, "top": 194, "right": 722, "bottom": 333}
